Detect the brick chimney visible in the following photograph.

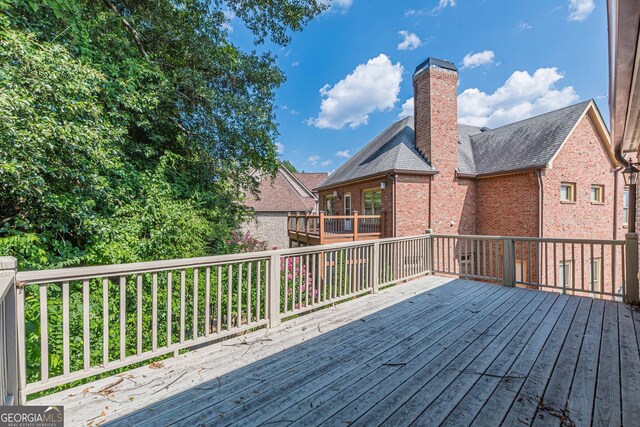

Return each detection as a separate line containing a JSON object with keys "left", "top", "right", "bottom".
{"left": 412, "top": 58, "right": 458, "bottom": 171}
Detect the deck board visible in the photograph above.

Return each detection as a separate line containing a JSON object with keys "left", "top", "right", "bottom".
{"left": 30, "top": 277, "right": 640, "bottom": 427}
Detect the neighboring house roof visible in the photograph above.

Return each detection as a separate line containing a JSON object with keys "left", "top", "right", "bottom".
{"left": 245, "top": 166, "right": 326, "bottom": 212}
{"left": 318, "top": 100, "right": 613, "bottom": 189}
{"left": 293, "top": 173, "right": 327, "bottom": 192}
{"left": 317, "top": 116, "right": 436, "bottom": 190}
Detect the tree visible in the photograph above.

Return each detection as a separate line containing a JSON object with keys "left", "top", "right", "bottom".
{"left": 281, "top": 160, "right": 299, "bottom": 173}
{"left": 0, "top": 0, "right": 326, "bottom": 269}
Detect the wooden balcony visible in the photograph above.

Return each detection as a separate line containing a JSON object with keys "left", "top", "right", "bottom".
{"left": 287, "top": 212, "right": 383, "bottom": 246}
{"left": 2, "top": 233, "right": 639, "bottom": 425}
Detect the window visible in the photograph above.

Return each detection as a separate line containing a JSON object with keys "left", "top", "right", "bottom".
{"left": 560, "top": 183, "right": 576, "bottom": 202}
{"left": 325, "top": 195, "right": 336, "bottom": 215}
{"left": 590, "top": 258, "right": 602, "bottom": 292}
{"left": 559, "top": 261, "right": 573, "bottom": 288}
{"left": 363, "top": 189, "right": 382, "bottom": 215}
{"left": 590, "top": 185, "right": 604, "bottom": 203}
{"left": 344, "top": 193, "right": 352, "bottom": 215}
{"left": 624, "top": 186, "right": 629, "bottom": 225}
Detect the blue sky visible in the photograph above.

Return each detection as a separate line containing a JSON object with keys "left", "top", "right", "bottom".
{"left": 229, "top": 0, "right": 608, "bottom": 173}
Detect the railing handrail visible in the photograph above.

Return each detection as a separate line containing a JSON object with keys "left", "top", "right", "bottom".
{"left": 432, "top": 233, "right": 624, "bottom": 245}
{"left": 18, "top": 233, "right": 427, "bottom": 286}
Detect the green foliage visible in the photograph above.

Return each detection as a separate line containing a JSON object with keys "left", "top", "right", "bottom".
{"left": 280, "top": 159, "right": 298, "bottom": 173}
{"left": 0, "top": 0, "right": 326, "bottom": 397}
{"left": 0, "top": 0, "right": 325, "bottom": 269}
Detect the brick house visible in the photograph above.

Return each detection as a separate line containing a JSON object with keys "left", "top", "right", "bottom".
{"left": 316, "top": 57, "right": 624, "bottom": 292}
{"left": 243, "top": 165, "right": 327, "bottom": 248}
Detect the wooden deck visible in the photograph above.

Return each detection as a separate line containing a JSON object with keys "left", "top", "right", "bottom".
{"left": 32, "top": 277, "right": 640, "bottom": 426}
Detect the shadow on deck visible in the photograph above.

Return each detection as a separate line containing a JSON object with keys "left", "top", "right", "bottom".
{"left": 32, "top": 277, "right": 640, "bottom": 426}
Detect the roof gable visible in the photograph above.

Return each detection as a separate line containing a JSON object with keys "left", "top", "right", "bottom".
{"left": 244, "top": 167, "right": 317, "bottom": 212}
{"left": 459, "top": 101, "right": 594, "bottom": 176}
{"left": 317, "top": 116, "right": 435, "bottom": 189}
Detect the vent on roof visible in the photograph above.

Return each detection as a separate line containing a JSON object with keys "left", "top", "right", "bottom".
{"left": 480, "top": 127, "right": 490, "bottom": 132}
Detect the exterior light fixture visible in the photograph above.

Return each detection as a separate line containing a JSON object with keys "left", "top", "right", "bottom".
{"left": 623, "top": 162, "right": 640, "bottom": 185}
{"left": 380, "top": 182, "right": 386, "bottom": 189}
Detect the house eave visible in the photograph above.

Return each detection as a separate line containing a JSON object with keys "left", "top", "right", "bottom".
{"left": 315, "top": 169, "right": 437, "bottom": 192}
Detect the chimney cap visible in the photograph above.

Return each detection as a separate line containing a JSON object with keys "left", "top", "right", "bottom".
{"left": 414, "top": 57, "right": 457, "bottom": 76}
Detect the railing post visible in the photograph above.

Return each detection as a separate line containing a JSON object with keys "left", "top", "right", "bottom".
{"left": 268, "top": 254, "right": 281, "bottom": 328}
{"left": 625, "top": 232, "right": 639, "bottom": 303}
{"left": 502, "top": 238, "right": 516, "bottom": 287}
{"left": 425, "top": 229, "right": 433, "bottom": 274}
{"left": 372, "top": 241, "right": 380, "bottom": 293}
{"left": 319, "top": 212, "right": 325, "bottom": 245}
{"left": 0, "top": 256, "right": 20, "bottom": 405}
{"left": 353, "top": 211, "right": 359, "bottom": 241}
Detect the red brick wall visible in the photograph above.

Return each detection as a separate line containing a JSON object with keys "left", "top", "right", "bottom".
{"left": 318, "top": 176, "right": 394, "bottom": 237}
{"left": 476, "top": 172, "right": 539, "bottom": 237}
{"left": 414, "top": 66, "right": 475, "bottom": 235}
{"left": 395, "top": 174, "right": 431, "bottom": 236}
{"left": 542, "top": 112, "right": 621, "bottom": 240}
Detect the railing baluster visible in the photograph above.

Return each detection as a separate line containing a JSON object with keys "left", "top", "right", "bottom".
{"left": 167, "top": 271, "right": 172, "bottom": 348}
{"left": 102, "top": 278, "right": 109, "bottom": 367}
{"left": 204, "top": 268, "right": 210, "bottom": 338}
{"left": 152, "top": 273, "right": 158, "bottom": 352}
{"left": 83, "top": 279, "right": 90, "bottom": 371}
{"left": 227, "top": 265, "right": 232, "bottom": 330}
{"left": 304, "top": 255, "right": 309, "bottom": 307}
{"left": 136, "top": 274, "right": 142, "bottom": 356}
{"left": 217, "top": 266, "right": 222, "bottom": 332}
{"left": 119, "top": 276, "right": 126, "bottom": 361}
{"left": 39, "top": 285, "right": 48, "bottom": 383}
{"left": 256, "top": 261, "right": 262, "bottom": 319}
{"left": 180, "top": 270, "right": 186, "bottom": 343}
{"left": 62, "top": 281, "right": 69, "bottom": 377}
{"left": 237, "top": 264, "right": 242, "bottom": 327}
{"left": 194, "top": 268, "right": 199, "bottom": 339}
{"left": 581, "top": 243, "right": 585, "bottom": 291}
{"left": 247, "top": 262, "right": 252, "bottom": 323}
{"left": 284, "top": 257, "right": 289, "bottom": 312}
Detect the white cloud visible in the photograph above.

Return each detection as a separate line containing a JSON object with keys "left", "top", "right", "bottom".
{"left": 319, "top": 0, "right": 352, "bottom": 13}
{"left": 308, "top": 54, "right": 403, "bottom": 129}
{"left": 397, "top": 31, "right": 422, "bottom": 50}
{"left": 405, "top": 0, "right": 455, "bottom": 17}
{"left": 291, "top": 61, "right": 300, "bottom": 67}
{"left": 461, "top": 50, "right": 495, "bottom": 69}
{"left": 275, "top": 142, "right": 284, "bottom": 155}
{"left": 335, "top": 149, "right": 351, "bottom": 158}
{"left": 432, "top": 0, "right": 456, "bottom": 15}
{"left": 458, "top": 67, "right": 580, "bottom": 128}
{"left": 517, "top": 21, "right": 532, "bottom": 31}
{"left": 308, "top": 155, "right": 320, "bottom": 165}
{"left": 399, "top": 97, "right": 414, "bottom": 118}
{"left": 568, "top": 0, "right": 595, "bottom": 21}
{"left": 222, "top": 10, "right": 235, "bottom": 32}
{"left": 321, "top": 159, "right": 333, "bottom": 167}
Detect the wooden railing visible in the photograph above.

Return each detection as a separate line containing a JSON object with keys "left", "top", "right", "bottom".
{"left": 431, "top": 234, "right": 633, "bottom": 300}
{"left": 0, "top": 257, "right": 19, "bottom": 405}
{"left": 7, "top": 235, "right": 431, "bottom": 402}
{"left": 287, "top": 212, "right": 383, "bottom": 245}
{"left": 3, "top": 231, "right": 639, "bottom": 403}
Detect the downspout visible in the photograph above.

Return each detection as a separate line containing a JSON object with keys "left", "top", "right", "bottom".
{"left": 536, "top": 169, "right": 544, "bottom": 238}
{"left": 390, "top": 173, "right": 397, "bottom": 237}
{"left": 536, "top": 169, "right": 544, "bottom": 284}
{"left": 614, "top": 168, "right": 619, "bottom": 240}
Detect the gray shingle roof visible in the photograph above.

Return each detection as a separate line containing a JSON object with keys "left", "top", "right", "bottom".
{"left": 317, "top": 100, "right": 593, "bottom": 189}
{"left": 317, "top": 116, "right": 435, "bottom": 189}
{"left": 459, "top": 101, "right": 591, "bottom": 176}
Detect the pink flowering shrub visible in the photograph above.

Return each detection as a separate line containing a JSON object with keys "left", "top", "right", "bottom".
{"left": 281, "top": 255, "right": 318, "bottom": 310}
{"left": 227, "top": 230, "right": 269, "bottom": 253}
